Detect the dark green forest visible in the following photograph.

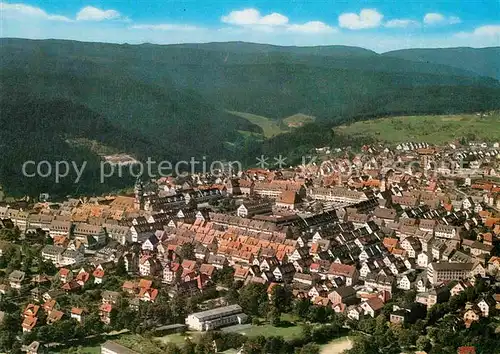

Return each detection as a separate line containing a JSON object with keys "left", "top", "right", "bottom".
{"left": 1, "top": 39, "right": 499, "bottom": 196}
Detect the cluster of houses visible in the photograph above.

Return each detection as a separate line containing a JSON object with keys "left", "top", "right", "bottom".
{"left": 1, "top": 141, "right": 500, "bottom": 342}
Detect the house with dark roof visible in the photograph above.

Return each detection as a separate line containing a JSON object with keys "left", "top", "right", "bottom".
{"left": 9, "top": 270, "right": 26, "bottom": 289}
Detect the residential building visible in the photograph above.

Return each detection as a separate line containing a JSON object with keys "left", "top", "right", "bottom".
{"left": 185, "top": 305, "right": 247, "bottom": 331}
{"left": 427, "top": 262, "right": 474, "bottom": 285}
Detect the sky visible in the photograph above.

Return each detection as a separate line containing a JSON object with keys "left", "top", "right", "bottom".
{"left": 1, "top": 0, "right": 499, "bottom": 52}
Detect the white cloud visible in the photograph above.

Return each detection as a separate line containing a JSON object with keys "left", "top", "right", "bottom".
{"left": 131, "top": 24, "right": 200, "bottom": 31}
{"left": 455, "top": 25, "right": 500, "bottom": 39}
{"left": 287, "top": 21, "right": 335, "bottom": 34}
{"left": 0, "top": 1, "right": 72, "bottom": 21}
{"left": 385, "top": 19, "right": 420, "bottom": 28}
{"left": 423, "top": 13, "right": 461, "bottom": 26}
{"left": 76, "top": 6, "right": 122, "bottom": 21}
{"left": 221, "top": 8, "right": 288, "bottom": 26}
{"left": 221, "top": 8, "right": 333, "bottom": 34}
{"left": 259, "top": 13, "right": 289, "bottom": 26}
{"left": 472, "top": 25, "right": 500, "bottom": 36}
{"left": 338, "top": 9, "right": 383, "bottom": 30}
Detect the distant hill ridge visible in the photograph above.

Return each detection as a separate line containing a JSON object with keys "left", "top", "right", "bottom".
{"left": 383, "top": 47, "right": 500, "bottom": 80}
{"left": 0, "top": 38, "right": 499, "bottom": 196}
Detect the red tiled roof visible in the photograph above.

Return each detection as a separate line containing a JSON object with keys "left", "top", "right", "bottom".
{"left": 93, "top": 267, "right": 105, "bottom": 278}
{"left": 328, "top": 263, "right": 356, "bottom": 277}
{"left": 122, "top": 280, "right": 136, "bottom": 290}
{"left": 181, "top": 259, "right": 196, "bottom": 271}
{"left": 138, "top": 279, "right": 152, "bottom": 289}
{"left": 99, "top": 303, "right": 112, "bottom": 313}
{"left": 267, "top": 282, "right": 279, "bottom": 294}
{"left": 23, "top": 304, "right": 39, "bottom": 317}
{"left": 76, "top": 271, "right": 90, "bottom": 283}
{"left": 485, "top": 218, "right": 500, "bottom": 228}
{"left": 383, "top": 237, "right": 398, "bottom": 250}
{"left": 277, "top": 190, "right": 298, "bottom": 205}
{"left": 42, "top": 299, "right": 56, "bottom": 312}
{"left": 365, "top": 297, "right": 385, "bottom": 311}
{"left": 199, "top": 264, "right": 215, "bottom": 277}
{"left": 22, "top": 316, "right": 37, "bottom": 330}
{"left": 457, "top": 346, "right": 476, "bottom": 354}
{"left": 71, "top": 307, "right": 84, "bottom": 315}
{"left": 59, "top": 268, "right": 70, "bottom": 276}
{"left": 48, "top": 310, "right": 64, "bottom": 323}
{"left": 138, "top": 288, "right": 159, "bottom": 301}
{"left": 62, "top": 280, "right": 81, "bottom": 291}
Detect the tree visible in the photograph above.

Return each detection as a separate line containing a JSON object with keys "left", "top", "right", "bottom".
{"left": 82, "top": 313, "right": 103, "bottom": 336}
{"left": 416, "top": 336, "right": 431, "bottom": 352}
{"left": 263, "top": 336, "right": 287, "bottom": 354}
{"left": 0, "top": 227, "right": 20, "bottom": 242}
{"left": 296, "top": 343, "right": 320, "bottom": 354}
{"left": 38, "top": 259, "right": 57, "bottom": 276}
{"left": 21, "top": 253, "right": 34, "bottom": 274}
{"left": 293, "top": 298, "right": 311, "bottom": 320}
{"left": 307, "top": 305, "right": 334, "bottom": 324}
{"left": 242, "top": 336, "right": 266, "bottom": 354}
{"left": 115, "top": 256, "right": 127, "bottom": 276}
{"left": 0, "top": 331, "right": 16, "bottom": 352}
{"left": 357, "top": 317, "right": 376, "bottom": 335}
{"left": 181, "top": 338, "right": 196, "bottom": 354}
{"left": 396, "top": 327, "right": 416, "bottom": 349}
{"left": 179, "top": 243, "right": 195, "bottom": 261}
{"left": 301, "top": 324, "right": 312, "bottom": 342}
{"left": 345, "top": 336, "right": 378, "bottom": 354}
{"left": 225, "top": 287, "right": 239, "bottom": 305}
{"left": 268, "top": 306, "right": 281, "bottom": 326}
{"left": 163, "top": 343, "right": 182, "bottom": 354}
{"left": 170, "top": 296, "right": 187, "bottom": 322}
{"left": 374, "top": 314, "right": 387, "bottom": 336}
{"left": 238, "top": 283, "right": 268, "bottom": 317}
{"left": 269, "top": 285, "right": 292, "bottom": 313}
{"left": 212, "top": 267, "right": 234, "bottom": 288}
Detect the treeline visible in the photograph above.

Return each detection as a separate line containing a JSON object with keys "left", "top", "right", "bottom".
{"left": 344, "top": 279, "right": 499, "bottom": 354}
{"left": 2, "top": 38, "right": 500, "bottom": 197}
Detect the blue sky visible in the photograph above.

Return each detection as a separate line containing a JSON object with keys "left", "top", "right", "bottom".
{"left": 1, "top": 0, "right": 499, "bottom": 51}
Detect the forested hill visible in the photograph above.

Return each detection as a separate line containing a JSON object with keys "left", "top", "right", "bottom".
{"left": 383, "top": 47, "right": 500, "bottom": 80}
{"left": 1, "top": 38, "right": 500, "bottom": 196}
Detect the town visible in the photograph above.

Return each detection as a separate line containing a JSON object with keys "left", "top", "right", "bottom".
{"left": 0, "top": 140, "right": 499, "bottom": 354}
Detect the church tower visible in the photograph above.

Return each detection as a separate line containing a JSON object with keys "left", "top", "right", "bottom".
{"left": 134, "top": 179, "right": 144, "bottom": 210}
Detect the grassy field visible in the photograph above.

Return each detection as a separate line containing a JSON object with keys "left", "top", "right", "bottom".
{"left": 56, "top": 346, "right": 101, "bottom": 354}
{"left": 320, "top": 337, "right": 352, "bottom": 354}
{"left": 283, "top": 113, "right": 316, "bottom": 127}
{"left": 156, "top": 331, "right": 202, "bottom": 346}
{"left": 228, "top": 111, "right": 316, "bottom": 138}
{"left": 228, "top": 110, "right": 286, "bottom": 138}
{"left": 222, "top": 323, "right": 303, "bottom": 340}
{"left": 335, "top": 112, "right": 500, "bottom": 145}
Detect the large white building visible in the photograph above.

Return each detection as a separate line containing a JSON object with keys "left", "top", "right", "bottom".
{"left": 185, "top": 305, "right": 247, "bottom": 331}
{"left": 101, "top": 341, "right": 139, "bottom": 354}
{"left": 308, "top": 187, "right": 368, "bottom": 204}
{"left": 427, "top": 262, "right": 474, "bottom": 285}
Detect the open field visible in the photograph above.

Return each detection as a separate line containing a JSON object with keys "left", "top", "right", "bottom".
{"left": 335, "top": 112, "right": 500, "bottom": 145}
{"left": 229, "top": 111, "right": 316, "bottom": 138}
{"left": 56, "top": 346, "right": 101, "bottom": 354}
{"left": 221, "top": 323, "right": 303, "bottom": 340}
{"left": 320, "top": 337, "right": 352, "bottom": 354}
{"left": 283, "top": 113, "right": 316, "bottom": 127}
{"left": 228, "top": 111, "right": 285, "bottom": 138}
{"left": 156, "top": 331, "right": 202, "bottom": 346}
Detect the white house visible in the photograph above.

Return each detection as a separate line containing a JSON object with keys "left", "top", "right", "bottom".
{"left": 185, "top": 305, "right": 247, "bottom": 331}
{"left": 397, "top": 274, "right": 412, "bottom": 290}
{"left": 417, "top": 252, "right": 432, "bottom": 268}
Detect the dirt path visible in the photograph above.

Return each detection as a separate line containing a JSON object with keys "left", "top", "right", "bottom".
{"left": 320, "top": 337, "right": 353, "bottom": 354}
